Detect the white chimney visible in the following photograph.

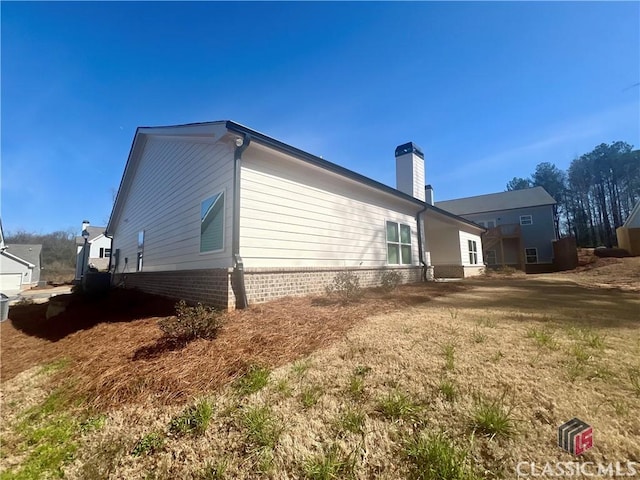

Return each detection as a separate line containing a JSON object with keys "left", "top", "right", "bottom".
{"left": 425, "top": 184, "right": 434, "bottom": 205}
{"left": 82, "top": 220, "right": 90, "bottom": 233}
{"left": 395, "top": 142, "right": 425, "bottom": 201}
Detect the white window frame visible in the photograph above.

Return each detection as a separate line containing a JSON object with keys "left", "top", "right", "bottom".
{"left": 486, "top": 249, "right": 497, "bottom": 265}
{"left": 386, "top": 221, "right": 412, "bottom": 265}
{"left": 468, "top": 239, "right": 478, "bottom": 265}
{"left": 104, "top": 248, "right": 111, "bottom": 258}
{"left": 199, "top": 191, "right": 225, "bottom": 254}
{"left": 520, "top": 215, "right": 533, "bottom": 226}
{"left": 525, "top": 247, "right": 538, "bottom": 264}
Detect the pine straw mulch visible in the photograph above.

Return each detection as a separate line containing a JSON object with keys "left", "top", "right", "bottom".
{"left": 1, "top": 282, "right": 470, "bottom": 410}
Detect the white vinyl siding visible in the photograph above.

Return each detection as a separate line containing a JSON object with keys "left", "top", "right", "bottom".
{"left": 111, "top": 136, "right": 234, "bottom": 273}
{"left": 459, "top": 231, "right": 483, "bottom": 266}
{"left": 239, "top": 146, "right": 420, "bottom": 268}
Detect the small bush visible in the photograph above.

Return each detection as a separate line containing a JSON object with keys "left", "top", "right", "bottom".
{"left": 325, "top": 271, "right": 363, "bottom": 303}
{"left": 158, "top": 300, "right": 223, "bottom": 341}
{"left": 380, "top": 270, "right": 402, "bottom": 292}
{"left": 169, "top": 399, "right": 213, "bottom": 436}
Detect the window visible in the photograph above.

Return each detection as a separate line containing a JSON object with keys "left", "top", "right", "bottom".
{"left": 525, "top": 248, "right": 538, "bottom": 264}
{"left": 200, "top": 192, "right": 225, "bottom": 253}
{"left": 486, "top": 250, "right": 497, "bottom": 265}
{"left": 520, "top": 215, "right": 533, "bottom": 225}
{"left": 479, "top": 220, "right": 496, "bottom": 228}
{"left": 99, "top": 248, "right": 111, "bottom": 258}
{"left": 386, "top": 221, "right": 412, "bottom": 265}
{"left": 468, "top": 240, "right": 478, "bottom": 264}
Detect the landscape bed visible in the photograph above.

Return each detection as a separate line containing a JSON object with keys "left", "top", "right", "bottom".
{"left": 0, "top": 257, "right": 638, "bottom": 479}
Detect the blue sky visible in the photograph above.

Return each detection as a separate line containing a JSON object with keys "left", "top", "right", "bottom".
{"left": 2, "top": 1, "right": 638, "bottom": 234}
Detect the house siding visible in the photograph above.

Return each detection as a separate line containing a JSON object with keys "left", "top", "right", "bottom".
{"left": 239, "top": 145, "right": 421, "bottom": 268}
{"left": 110, "top": 136, "right": 235, "bottom": 274}
{"left": 462, "top": 205, "right": 556, "bottom": 264}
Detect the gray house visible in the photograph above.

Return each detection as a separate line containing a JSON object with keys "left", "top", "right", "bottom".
{"left": 437, "top": 187, "right": 557, "bottom": 271}
{"left": 4, "top": 244, "right": 43, "bottom": 286}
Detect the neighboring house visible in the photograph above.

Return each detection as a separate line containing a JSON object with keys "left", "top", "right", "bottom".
{"left": 75, "top": 223, "right": 112, "bottom": 281}
{"left": 436, "top": 187, "right": 557, "bottom": 272}
{"left": 4, "top": 244, "right": 42, "bottom": 285}
{"left": 107, "top": 121, "right": 485, "bottom": 310}
{"left": 616, "top": 199, "right": 640, "bottom": 256}
{"left": 0, "top": 218, "right": 37, "bottom": 294}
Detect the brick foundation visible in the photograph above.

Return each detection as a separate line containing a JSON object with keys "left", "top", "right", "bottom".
{"left": 113, "top": 266, "right": 423, "bottom": 310}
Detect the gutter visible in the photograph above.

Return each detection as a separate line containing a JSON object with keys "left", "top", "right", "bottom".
{"left": 416, "top": 202, "right": 430, "bottom": 282}
{"left": 232, "top": 133, "right": 251, "bottom": 309}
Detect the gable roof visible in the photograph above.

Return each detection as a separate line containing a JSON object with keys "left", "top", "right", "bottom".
{"left": 1, "top": 250, "right": 35, "bottom": 268}
{"left": 5, "top": 244, "right": 42, "bottom": 267}
{"left": 436, "top": 186, "right": 556, "bottom": 216}
{"left": 76, "top": 226, "right": 106, "bottom": 245}
{"left": 108, "top": 120, "right": 484, "bottom": 233}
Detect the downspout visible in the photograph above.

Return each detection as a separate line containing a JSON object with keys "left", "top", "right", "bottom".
{"left": 416, "top": 203, "right": 430, "bottom": 282}
{"left": 232, "top": 133, "right": 251, "bottom": 309}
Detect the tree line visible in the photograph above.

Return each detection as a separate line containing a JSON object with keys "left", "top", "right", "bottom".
{"left": 4, "top": 229, "right": 77, "bottom": 282}
{"left": 507, "top": 141, "right": 640, "bottom": 247}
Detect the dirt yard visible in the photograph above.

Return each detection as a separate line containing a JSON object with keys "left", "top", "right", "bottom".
{"left": 1, "top": 258, "right": 638, "bottom": 479}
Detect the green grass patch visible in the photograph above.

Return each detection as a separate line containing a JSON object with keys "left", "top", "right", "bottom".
{"left": 470, "top": 394, "right": 515, "bottom": 440}
{"left": 234, "top": 365, "right": 270, "bottom": 396}
{"left": 526, "top": 326, "right": 557, "bottom": 349}
{"left": 39, "top": 358, "right": 71, "bottom": 376}
{"left": 303, "top": 444, "right": 356, "bottom": 480}
{"left": 376, "top": 390, "right": 420, "bottom": 421}
{"left": 199, "top": 459, "right": 229, "bottom": 479}
{"left": 346, "top": 375, "right": 365, "bottom": 400}
{"left": 404, "top": 431, "right": 479, "bottom": 480}
{"left": 442, "top": 343, "right": 455, "bottom": 371}
{"left": 335, "top": 407, "right": 366, "bottom": 435}
{"left": 240, "top": 406, "right": 282, "bottom": 449}
{"left": 292, "top": 358, "right": 312, "bottom": 376}
{"left": 131, "top": 432, "right": 165, "bottom": 457}
{"left": 300, "top": 385, "right": 324, "bottom": 409}
{"left": 169, "top": 398, "right": 213, "bottom": 436}
{"left": 438, "top": 380, "right": 458, "bottom": 403}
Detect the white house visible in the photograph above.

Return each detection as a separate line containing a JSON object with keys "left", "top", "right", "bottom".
{"left": 0, "top": 219, "right": 36, "bottom": 294}
{"left": 106, "top": 121, "right": 484, "bottom": 309}
{"left": 75, "top": 223, "right": 112, "bottom": 281}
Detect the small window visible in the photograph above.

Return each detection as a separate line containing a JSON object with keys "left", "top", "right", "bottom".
{"left": 525, "top": 248, "right": 538, "bottom": 264}
{"left": 468, "top": 240, "right": 478, "bottom": 265}
{"left": 99, "top": 247, "right": 105, "bottom": 258}
{"left": 520, "top": 215, "right": 533, "bottom": 226}
{"left": 486, "top": 250, "right": 497, "bottom": 265}
{"left": 386, "top": 221, "right": 412, "bottom": 265}
{"left": 200, "top": 192, "right": 225, "bottom": 253}
{"left": 104, "top": 248, "right": 111, "bottom": 258}
{"left": 138, "top": 230, "right": 145, "bottom": 249}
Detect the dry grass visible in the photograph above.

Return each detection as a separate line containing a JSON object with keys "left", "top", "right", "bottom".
{"left": 1, "top": 258, "right": 639, "bottom": 479}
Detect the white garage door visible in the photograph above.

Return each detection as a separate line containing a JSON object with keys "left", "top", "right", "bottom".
{"left": 0, "top": 273, "right": 22, "bottom": 294}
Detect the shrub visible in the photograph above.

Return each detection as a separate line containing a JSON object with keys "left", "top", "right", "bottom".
{"left": 380, "top": 270, "right": 402, "bottom": 292}
{"left": 158, "top": 300, "right": 223, "bottom": 341}
{"left": 325, "top": 271, "right": 363, "bottom": 302}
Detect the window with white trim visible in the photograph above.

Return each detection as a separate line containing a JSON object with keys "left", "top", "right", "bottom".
{"left": 386, "top": 221, "right": 412, "bottom": 265}
{"left": 525, "top": 248, "right": 538, "bottom": 264}
{"left": 468, "top": 239, "right": 478, "bottom": 265}
{"left": 99, "top": 248, "right": 111, "bottom": 258}
{"left": 486, "top": 250, "right": 497, "bottom": 265}
{"left": 520, "top": 215, "right": 533, "bottom": 225}
{"left": 200, "top": 192, "right": 225, "bottom": 253}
